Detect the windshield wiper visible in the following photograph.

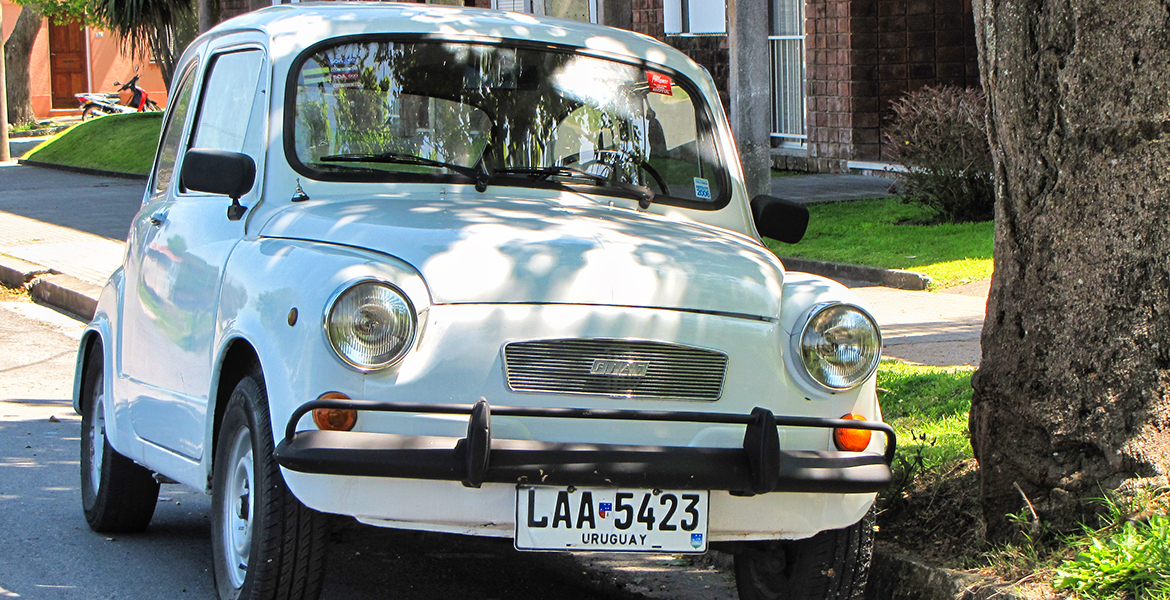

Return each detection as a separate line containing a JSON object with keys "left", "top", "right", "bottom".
{"left": 319, "top": 152, "right": 489, "bottom": 192}
{"left": 491, "top": 166, "right": 609, "bottom": 185}
{"left": 492, "top": 166, "right": 656, "bottom": 208}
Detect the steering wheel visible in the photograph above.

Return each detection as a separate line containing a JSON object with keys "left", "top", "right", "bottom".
{"left": 561, "top": 150, "right": 671, "bottom": 196}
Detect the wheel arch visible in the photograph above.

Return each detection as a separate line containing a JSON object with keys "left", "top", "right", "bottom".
{"left": 73, "top": 327, "right": 108, "bottom": 416}
{"left": 209, "top": 337, "right": 262, "bottom": 486}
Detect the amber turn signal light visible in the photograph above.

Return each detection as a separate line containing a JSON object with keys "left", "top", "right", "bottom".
{"left": 833, "top": 413, "right": 872, "bottom": 452}
{"left": 313, "top": 392, "right": 357, "bottom": 431}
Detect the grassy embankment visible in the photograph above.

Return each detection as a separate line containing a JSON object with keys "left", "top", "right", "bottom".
{"left": 23, "top": 112, "right": 162, "bottom": 176}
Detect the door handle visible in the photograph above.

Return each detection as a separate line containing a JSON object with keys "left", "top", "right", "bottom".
{"left": 149, "top": 212, "right": 167, "bottom": 226}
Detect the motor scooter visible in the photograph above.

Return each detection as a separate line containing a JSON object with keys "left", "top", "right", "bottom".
{"left": 75, "top": 72, "right": 161, "bottom": 120}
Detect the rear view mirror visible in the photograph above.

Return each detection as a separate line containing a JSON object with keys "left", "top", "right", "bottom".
{"left": 750, "top": 195, "right": 809, "bottom": 244}
{"left": 182, "top": 149, "right": 256, "bottom": 221}
{"left": 182, "top": 148, "right": 255, "bottom": 199}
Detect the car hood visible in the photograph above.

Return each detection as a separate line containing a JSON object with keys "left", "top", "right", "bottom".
{"left": 258, "top": 193, "right": 785, "bottom": 318}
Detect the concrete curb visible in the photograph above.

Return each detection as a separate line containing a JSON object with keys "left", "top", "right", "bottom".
{"left": 17, "top": 159, "right": 148, "bottom": 181}
{"left": 0, "top": 256, "right": 55, "bottom": 288}
{"left": 28, "top": 273, "right": 100, "bottom": 321}
{"left": 779, "top": 256, "right": 933, "bottom": 291}
{"left": 867, "top": 549, "right": 1024, "bottom": 600}
{"left": 0, "top": 256, "right": 98, "bottom": 322}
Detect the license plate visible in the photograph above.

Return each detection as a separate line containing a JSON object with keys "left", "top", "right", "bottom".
{"left": 515, "top": 486, "right": 709, "bottom": 553}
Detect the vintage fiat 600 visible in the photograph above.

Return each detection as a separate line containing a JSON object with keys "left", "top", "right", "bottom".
{"left": 74, "top": 4, "right": 894, "bottom": 599}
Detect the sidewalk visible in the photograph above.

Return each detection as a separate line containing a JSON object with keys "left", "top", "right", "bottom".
{"left": 0, "top": 163, "right": 987, "bottom": 366}
{"left": 0, "top": 162, "right": 140, "bottom": 319}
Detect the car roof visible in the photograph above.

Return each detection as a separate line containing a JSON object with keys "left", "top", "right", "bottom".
{"left": 207, "top": 2, "right": 701, "bottom": 74}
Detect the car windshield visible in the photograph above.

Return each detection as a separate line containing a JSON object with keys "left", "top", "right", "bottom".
{"left": 289, "top": 39, "right": 727, "bottom": 207}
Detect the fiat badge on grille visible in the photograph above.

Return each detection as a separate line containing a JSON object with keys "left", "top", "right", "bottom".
{"left": 590, "top": 359, "right": 649, "bottom": 377}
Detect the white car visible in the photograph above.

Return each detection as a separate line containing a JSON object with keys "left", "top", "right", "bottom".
{"left": 74, "top": 4, "right": 894, "bottom": 599}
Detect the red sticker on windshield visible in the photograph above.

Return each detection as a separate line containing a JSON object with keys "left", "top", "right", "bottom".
{"left": 647, "top": 72, "right": 673, "bottom": 95}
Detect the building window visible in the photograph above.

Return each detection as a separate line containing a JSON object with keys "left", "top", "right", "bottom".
{"left": 664, "top": 0, "right": 726, "bottom": 36}
{"left": 769, "top": 0, "right": 805, "bottom": 146}
{"left": 492, "top": 0, "right": 597, "bottom": 22}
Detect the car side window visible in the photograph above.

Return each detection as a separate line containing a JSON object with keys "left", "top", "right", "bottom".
{"left": 151, "top": 63, "right": 199, "bottom": 196}
{"left": 190, "top": 49, "right": 266, "bottom": 158}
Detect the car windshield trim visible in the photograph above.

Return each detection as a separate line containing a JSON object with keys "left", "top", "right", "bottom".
{"left": 283, "top": 34, "right": 731, "bottom": 211}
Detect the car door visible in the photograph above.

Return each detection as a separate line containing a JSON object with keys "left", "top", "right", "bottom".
{"left": 123, "top": 42, "right": 270, "bottom": 461}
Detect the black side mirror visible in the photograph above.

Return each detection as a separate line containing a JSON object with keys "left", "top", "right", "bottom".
{"left": 181, "top": 148, "right": 256, "bottom": 221}
{"left": 750, "top": 194, "right": 809, "bottom": 244}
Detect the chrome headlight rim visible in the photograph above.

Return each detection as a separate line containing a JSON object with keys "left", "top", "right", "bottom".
{"left": 790, "top": 301, "right": 882, "bottom": 393}
{"left": 323, "top": 278, "right": 417, "bottom": 372}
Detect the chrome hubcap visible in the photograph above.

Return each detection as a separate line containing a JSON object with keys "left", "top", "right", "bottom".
{"left": 222, "top": 428, "right": 254, "bottom": 589}
{"left": 87, "top": 372, "right": 105, "bottom": 493}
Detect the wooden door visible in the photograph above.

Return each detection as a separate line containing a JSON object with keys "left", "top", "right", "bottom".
{"left": 49, "top": 21, "right": 88, "bottom": 109}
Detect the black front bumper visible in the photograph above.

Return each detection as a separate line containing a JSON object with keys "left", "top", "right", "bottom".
{"left": 274, "top": 399, "right": 896, "bottom": 495}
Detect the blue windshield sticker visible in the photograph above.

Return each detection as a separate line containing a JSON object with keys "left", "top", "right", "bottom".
{"left": 693, "top": 177, "right": 711, "bottom": 200}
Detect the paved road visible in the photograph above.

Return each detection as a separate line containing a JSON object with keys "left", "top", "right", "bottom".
{"left": 0, "top": 298, "right": 734, "bottom": 599}
{"left": 0, "top": 162, "right": 145, "bottom": 242}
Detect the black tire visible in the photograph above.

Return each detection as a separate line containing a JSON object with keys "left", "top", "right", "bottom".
{"left": 211, "top": 369, "right": 329, "bottom": 600}
{"left": 734, "top": 507, "right": 876, "bottom": 600}
{"left": 81, "top": 105, "right": 99, "bottom": 120}
{"left": 80, "top": 347, "right": 160, "bottom": 533}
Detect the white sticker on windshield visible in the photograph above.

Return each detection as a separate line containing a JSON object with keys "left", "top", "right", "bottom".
{"left": 694, "top": 177, "right": 711, "bottom": 200}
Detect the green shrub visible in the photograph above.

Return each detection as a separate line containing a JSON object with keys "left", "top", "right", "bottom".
{"left": 886, "top": 86, "right": 994, "bottom": 224}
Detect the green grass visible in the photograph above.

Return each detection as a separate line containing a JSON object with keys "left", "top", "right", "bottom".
{"left": 765, "top": 197, "right": 994, "bottom": 289}
{"left": 24, "top": 112, "right": 162, "bottom": 175}
{"left": 1054, "top": 490, "right": 1170, "bottom": 600}
{"left": 10, "top": 121, "right": 52, "bottom": 133}
{"left": 877, "top": 361, "right": 974, "bottom": 475}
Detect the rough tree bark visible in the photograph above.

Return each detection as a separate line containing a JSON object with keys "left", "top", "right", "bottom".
{"left": 4, "top": 5, "right": 42, "bottom": 126}
{"left": 970, "top": 0, "right": 1170, "bottom": 541}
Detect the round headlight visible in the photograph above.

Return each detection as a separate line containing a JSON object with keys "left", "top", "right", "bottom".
{"left": 797, "top": 303, "right": 881, "bottom": 391}
{"left": 325, "top": 281, "right": 416, "bottom": 371}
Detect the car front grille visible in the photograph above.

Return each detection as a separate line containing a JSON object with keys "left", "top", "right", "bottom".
{"left": 503, "top": 339, "right": 727, "bottom": 401}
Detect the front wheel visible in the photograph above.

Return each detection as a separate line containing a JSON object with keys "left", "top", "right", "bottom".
{"left": 734, "top": 507, "right": 876, "bottom": 600}
{"left": 211, "top": 369, "right": 328, "bottom": 600}
{"left": 80, "top": 347, "right": 160, "bottom": 532}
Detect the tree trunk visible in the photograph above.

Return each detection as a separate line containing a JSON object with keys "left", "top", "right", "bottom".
{"left": 1, "top": 7, "right": 10, "bottom": 162}
{"left": 197, "top": 0, "right": 218, "bottom": 34}
{"left": 4, "top": 5, "right": 42, "bottom": 126}
{"left": 971, "top": 0, "right": 1170, "bottom": 542}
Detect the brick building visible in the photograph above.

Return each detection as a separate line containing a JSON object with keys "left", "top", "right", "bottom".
{"left": 213, "top": 0, "right": 980, "bottom": 175}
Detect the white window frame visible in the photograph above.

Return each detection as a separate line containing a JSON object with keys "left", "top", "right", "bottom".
{"left": 664, "top": 0, "right": 727, "bottom": 36}
{"left": 492, "top": 0, "right": 598, "bottom": 22}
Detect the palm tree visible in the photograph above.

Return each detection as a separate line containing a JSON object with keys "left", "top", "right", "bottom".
{"left": 87, "top": 0, "right": 197, "bottom": 90}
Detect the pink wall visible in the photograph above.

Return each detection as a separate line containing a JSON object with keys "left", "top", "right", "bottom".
{"left": 2, "top": 0, "right": 168, "bottom": 119}
{"left": 87, "top": 29, "right": 169, "bottom": 110}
